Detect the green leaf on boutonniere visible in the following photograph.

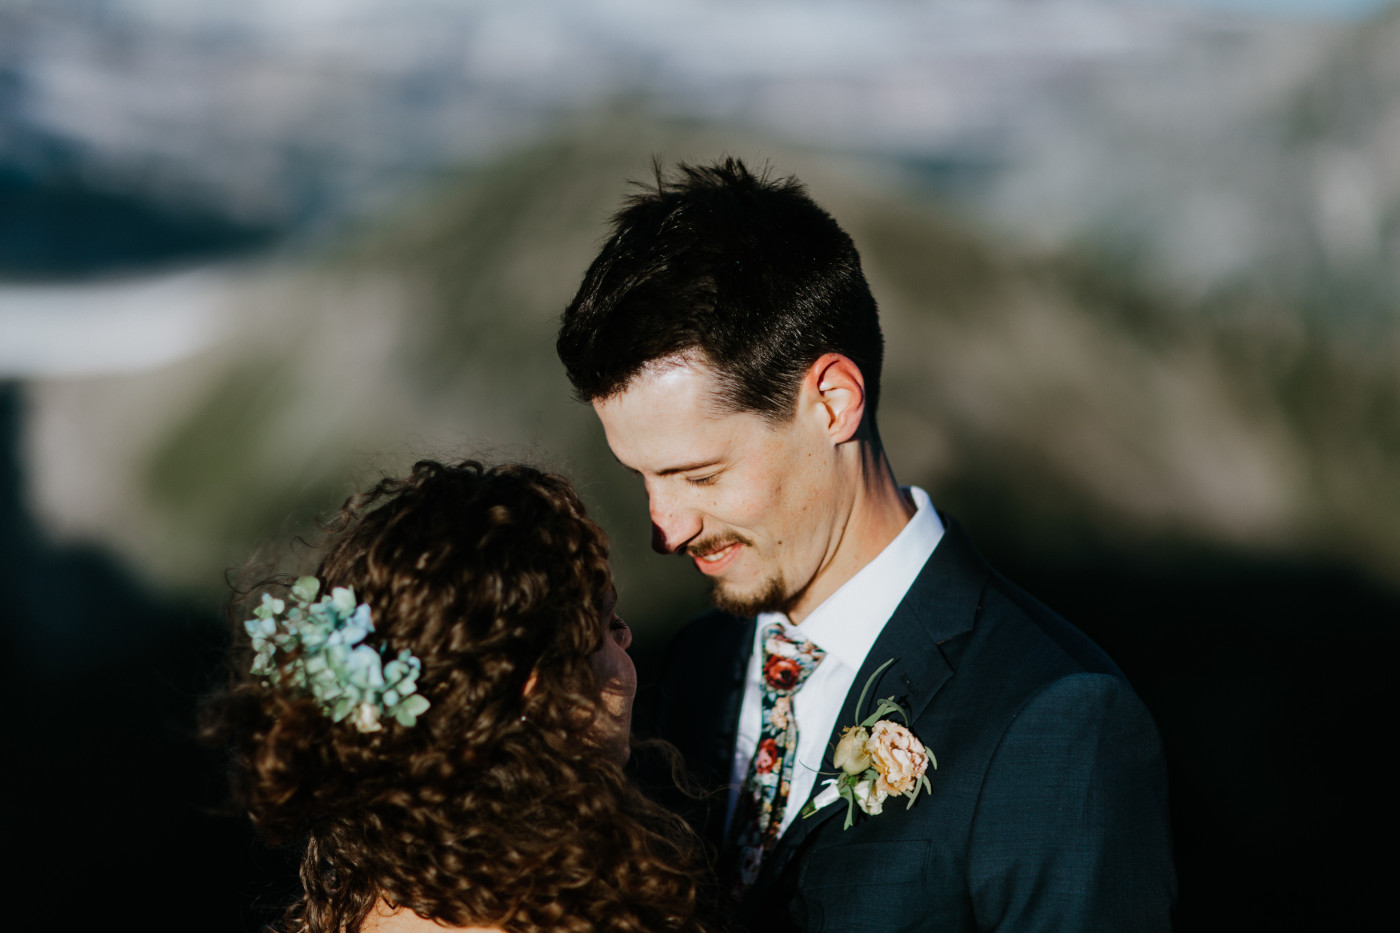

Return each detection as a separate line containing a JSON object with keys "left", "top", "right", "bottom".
{"left": 860, "top": 696, "right": 908, "bottom": 728}
{"left": 853, "top": 657, "right": 896, "bottom": 721}
{"left": 800, "top": 657, "right": 936, "bottom": 829}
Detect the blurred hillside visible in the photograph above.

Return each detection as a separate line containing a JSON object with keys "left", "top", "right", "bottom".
{"left": 987, "top": 0, "right": 1400, "bottom": 326}
{"left": 20, "top": 116, "right": 1400, "bottom": 607}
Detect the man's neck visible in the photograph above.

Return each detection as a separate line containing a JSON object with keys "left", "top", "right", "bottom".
{"left": 786, "top": 445, "right": 914, "bottom": 624}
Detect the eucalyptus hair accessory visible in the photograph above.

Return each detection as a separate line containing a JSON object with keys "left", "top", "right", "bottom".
{"left": 245, "top": 576, "right": 431, "bottom": 733}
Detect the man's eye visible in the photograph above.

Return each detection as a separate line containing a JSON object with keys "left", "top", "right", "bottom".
{"left": 687, "top": 474, "right": 718, "bottom": 486}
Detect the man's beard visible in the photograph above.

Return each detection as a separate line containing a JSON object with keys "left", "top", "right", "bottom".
{"left": 688, "top": 533, "right": 807, "bottom": 618}
{"left": 709, "top": 574, "right": 790, "bottom": 618}
{"left": 713, "top": 567, "right": 827, "bottom": 619}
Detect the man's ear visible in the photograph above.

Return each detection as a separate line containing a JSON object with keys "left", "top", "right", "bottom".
{"left": 803, "top": 353, "right": 866, "bottom": 444}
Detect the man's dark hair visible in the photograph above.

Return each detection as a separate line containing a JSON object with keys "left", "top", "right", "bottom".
{"left": 557, "top": 157, "right": 884, "bottom": 422}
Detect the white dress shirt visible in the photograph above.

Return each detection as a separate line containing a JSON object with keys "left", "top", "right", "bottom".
{"left": 725, "top": 485, "right": 945, "bottom": 840}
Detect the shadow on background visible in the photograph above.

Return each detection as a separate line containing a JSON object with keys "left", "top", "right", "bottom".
{"left": 1, "top": 384, "right": 296, "bottom": 931}
{"left": 4, "top": 372, "right": 1398, "bottom": 930}
{"left": 983, "top": 540, "right": 1399, "bottom": 930}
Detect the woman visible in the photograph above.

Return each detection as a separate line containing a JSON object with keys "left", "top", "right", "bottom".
{"left": 218, "top": 460, "right": 713, "bottom": 933}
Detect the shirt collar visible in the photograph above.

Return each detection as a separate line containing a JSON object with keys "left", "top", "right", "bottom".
{"left": 758, "top": 486, "right": 944, "bottom": 671}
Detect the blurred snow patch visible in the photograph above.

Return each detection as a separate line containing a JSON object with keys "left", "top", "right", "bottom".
{"left": 0, "top": 269, "right": 237, "bottom": 377}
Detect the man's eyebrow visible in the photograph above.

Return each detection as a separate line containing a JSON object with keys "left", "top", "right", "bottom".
{"left": 609, "top": 452, "right": 722, "bottom": 477}
{"left": 654, "top": 459, "right": 723, "bottom": 477}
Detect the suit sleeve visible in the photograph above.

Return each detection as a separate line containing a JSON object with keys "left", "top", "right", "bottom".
{"left": 967, "top": 672, "right": 1176, "bottom": 932}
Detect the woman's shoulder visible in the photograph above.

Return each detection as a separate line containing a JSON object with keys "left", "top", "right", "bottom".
{"left": 359, "top": 900, "right": 502, "bottom": 933}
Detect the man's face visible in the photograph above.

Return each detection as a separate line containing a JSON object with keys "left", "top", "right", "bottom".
{"left": 593, "top": 356, "right": 848, "bottom": 619}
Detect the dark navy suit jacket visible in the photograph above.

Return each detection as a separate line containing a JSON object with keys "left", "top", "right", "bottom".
{"left": 654, "top": 519, "right": 1176, "bottom": 932}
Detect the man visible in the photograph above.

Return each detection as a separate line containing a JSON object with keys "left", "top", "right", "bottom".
{"left": 556, "top": 159, "right": 1175, "bottom": 931}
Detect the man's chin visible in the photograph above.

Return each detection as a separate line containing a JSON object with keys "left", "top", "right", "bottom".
{"left": 710, "top": 575, "right": 790, "bottom": 618}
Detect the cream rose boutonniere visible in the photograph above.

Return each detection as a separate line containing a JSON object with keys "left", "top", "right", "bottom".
{"left": 801, "top": 659, "right": 936, "bottom": 829}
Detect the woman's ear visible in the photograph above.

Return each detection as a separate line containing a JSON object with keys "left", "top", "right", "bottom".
{"left": 804, "top": 353, "right": 867, "bottom": 444}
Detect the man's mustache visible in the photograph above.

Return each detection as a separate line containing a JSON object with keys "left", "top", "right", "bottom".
{"left": 685, "top": 533, "right": 754, "bottom": 558}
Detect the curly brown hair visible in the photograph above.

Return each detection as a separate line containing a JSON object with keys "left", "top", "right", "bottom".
{"left": 218, "top": 460, "right": 713, "bottom": 933}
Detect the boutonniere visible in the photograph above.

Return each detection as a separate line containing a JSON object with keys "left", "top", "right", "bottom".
{"left": 800, "top": 659, "right": 936, "bottom": 829}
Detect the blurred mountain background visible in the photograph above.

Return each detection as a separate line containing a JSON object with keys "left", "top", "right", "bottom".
{"left": 3, "top": 1, "right": 1398, "bottom": 929}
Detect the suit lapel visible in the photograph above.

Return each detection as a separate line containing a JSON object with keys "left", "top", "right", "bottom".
{"left": 746, "top": 519, "right": 992, "bottom": 899}
{"left": 712, "top": 615, "right": 756, "bottom": 786}
{"left": 692, "top": 614, "right": 754, "bottom": 851}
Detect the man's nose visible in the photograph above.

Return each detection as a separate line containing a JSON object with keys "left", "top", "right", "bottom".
{"left": 648, "top": 495, "right": 701, "bottom": 554}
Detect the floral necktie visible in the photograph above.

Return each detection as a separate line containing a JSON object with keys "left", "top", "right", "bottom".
{"left": 727, "top": 621, "right": 826, "bottom": 895}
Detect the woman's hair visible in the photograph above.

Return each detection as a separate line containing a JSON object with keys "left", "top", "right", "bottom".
{"left": 218, "top": 460, "right": 712, "bottom": 933}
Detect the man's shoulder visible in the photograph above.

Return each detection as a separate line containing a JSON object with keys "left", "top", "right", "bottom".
{"left": 913, "top": 518, "right": 1125, "bottom": 684}
{"left": 660, "top": 607, "right": 753, "bottom": 675}
{"left": 903, "top": 520, "right": 1136, "bottom": 728}
{"left": 646, "top": 608, "right": 755, "bottom": 798}
{"left": 977, "top": 569, "right": 1125, "bottom": 681}
{"left": 650, "top": 608, "right": 753, "bottom": 697}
